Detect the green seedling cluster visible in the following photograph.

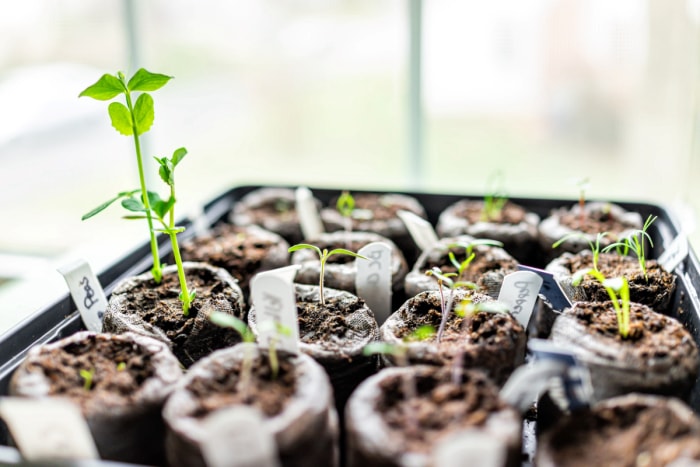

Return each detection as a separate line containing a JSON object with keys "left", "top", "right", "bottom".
{"left": 428, "top": 239, "right": 503, "bottom": 342}
{"left": 481, "top": 171, "right": 508, "bottom": 222}
{"left": 553, "top": 231, "right": 610, "bottom": 272}
{"left": 288, "top": 244, "right": 367, "bottom": 306}
{"left": 80, "top": 68, "right": 194, "bottom": 315}
{"left": 573, "top": 269, "right": 631, "bottom": 338}
{"left": 602, "top": 215, "right": 657, "bottom": 280}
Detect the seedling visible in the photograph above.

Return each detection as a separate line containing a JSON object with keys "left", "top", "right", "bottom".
{"left": 79, "top": 368, "right": 95, "bottom": 391}
{"left": 337, "top": 191, "right": 355, "bottom": 249}
{"left": 428, "top": 239, "right": 501, "bottom": 342}
{"left": 576, "top": 177, "right": 591, "bottom": 226}
{"left": 552, "top": 232, "right": 610, "bottom": 272}
{"left": 451, "top": 299, "right": 509, "bottom": 385}
{"left": 602, "top": 215, "right": 657, "bottom": 280}
{"left": 288, "top": 244, "right": 367, "bottom": 306}
{"left": 80, "top": 68, "right": 174, "bottom": 284}
{"left": 481, "top": 171, "right": 508, "bottom": 222}
{"left": 210, "top": 311, "right": 256, "bottom": 400}
{"left": 572, "top": 269, "right": 631, "bottom": 338}
{"left": 363, "top": 325, "right": 435, "bottom": 436}
{"left": 425, "top": 267, "right": 478, "bottom": 343}
{"left": 116, "top": 362, "right": 126, "bottom": 372}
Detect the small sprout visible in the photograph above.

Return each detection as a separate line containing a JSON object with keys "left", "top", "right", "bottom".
{"left": 116, "top": 362, "right": 126, "bottom": 371}
{"left": 576, "top": 177, "right": 591, "bottom": 226}
{"left": 267, "top": 323, "right": 292, "bottom": 381}
{"left": 210, "top": 310, "right": 256, "bottom": 400}
{"left": 572, "top": 269, "right": 631, "bottom": 338}
{"left": 553, "top": 231, "right": 609, "bottom": 272}
{"left": 79, "top": 368, "right": 95, "bottom": 391}
{"left": 481, "top": 171, "right": 508, "bottom": 222}
{"left": 337, "top": 191, "right": 355, "bottom": 248}
{"left": 288, "top": 244, "right": 368, "bottom": 306}
{"left": 427, "top": 238, "right": 501, "bottom": 343}
{"left": 80, "top": 68, "right": 174, "bottom": 283}
{"left": 602, "top": 215, "right": 657, "bottom": 280}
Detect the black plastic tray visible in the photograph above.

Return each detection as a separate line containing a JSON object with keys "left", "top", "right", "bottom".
{"left": 0, "top": 185, "right": 698, "bottom": 466}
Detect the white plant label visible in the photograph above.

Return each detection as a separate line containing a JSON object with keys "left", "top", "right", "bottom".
{"left": 433, "top": 430, "right": 506, "bottom": 467}
{"left": 201, "top": 406, "right": 279, "bottom": 467}
{"left": 0, "top": 398, "right": 98, "bottom": 461}
{"left": 397, "top": 210, "right": 438, "bottom": 253}
{"left": 295, "top": 187, "right": 324, "bottom": 240}
{"left": 497, "top": 270, "right": 543, "bottom": 328}
{"left": 659, "top": 235, "right": 689, "bottom": 273}
{"left": 57, "top": 259, "right": 107, "bottom": 332}
{"left": 251, "top": 265, "right": 301, "bottom": 355}
{"left": 356, "top": 242, "right": 392, "bottom": 325}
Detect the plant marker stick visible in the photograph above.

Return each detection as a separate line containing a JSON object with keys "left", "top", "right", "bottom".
{"left": 57, "top": 259, "right": 107, "bottom": 332}
{"left": 251, "top": 265, "right": 301, "bottom": 355}
{"left": 0, "top": 398, "right": 99, "bottom": 461}
{"left": 356, "top": 242, "right": 392, "bottom": 324}
{"left": 295, "top": 187, "right": 324, "bottom": 240}
{"left": 659, "top": 235, "right": 689, "bottom": 273}
{"left": 497, "top": 270, "right": 543, "bottom": 328}
{"left": 517, "top": 265, "right": 572, "bottom": 311}
{"left": 397, "top": 210, "right": 439, "bottom": 253}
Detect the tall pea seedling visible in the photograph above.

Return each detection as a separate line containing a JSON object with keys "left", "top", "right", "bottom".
{"left": 80, "top": 69, "right": 170, "bottom": 283}
{"left": 80, "top": 69, "right": 195, "bottom": 315}
{"left": 288, "top": 244, "right": 367, "bottom": 306}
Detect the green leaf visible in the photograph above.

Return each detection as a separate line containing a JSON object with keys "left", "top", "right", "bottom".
{"left": 122, "top": 215, "right": 148, "bottom": 220}
{"left": 327, "top": 248, "right": 368, "bottom": 260}
{"left": 152, "top": 196, "right": 175, "bottom": 219}
{"left": 155, "top": 156, "right": 174, "bottom": 186}
{"left": 79, "top": 73, "right": 125, "bottom": 100}
{"left": 209, "top": 311, "right": 254, "bottom": 342}
{"left": 133, "top": 93, "right": 155, "bottom": 135}
{"left": 411, "top": 325, "right": 436, "bottom": 341}
{"left": 121, "top": 198, "right": 145, "bottom": 212}
{"left": 171, "top": 147, "right": 188, "bottom": 167}
{"left": 289, "top": 244, "right": 322, "bottom": 257}
{"left": 82, "top": 196, "right": 121, "bottom": 220}
{"left": 108, "top": 102, "right": 133, "bottom": 135}
{"left": 127, "top": 68, "right": 173, "bottom": 92}
{"left": 336, "top": 191, "right": 355, "bottom": 217}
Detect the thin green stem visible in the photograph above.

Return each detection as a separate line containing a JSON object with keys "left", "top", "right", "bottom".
{"left": 167, "top": 184, "right": 192, "bottom": 316}
{"left": 319, "top": 254, "right": 326, "bottom": 306}
{"left": 123, "top": 88, "right": 162, "bottom": 283}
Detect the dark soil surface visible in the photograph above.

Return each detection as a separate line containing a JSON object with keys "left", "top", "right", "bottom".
{"left": 451, "top": 200, "right": 528, "bottom": 224}
{"left": 181, "top": 223, "right": 279, "bottom": 293}
{"left": 115, "top": 267, "right": 242, "bottom": 365}
{"left": 394, "top": 292, "right": 525, "bottom": 384}
{"left": 568, "top": 302, "right": 693, "bottom": 357}
{"left": 546, "top": 402, "right": 700, "bottom": 467}
{"left": 422, "top": 246, "right": 518, "bottom": 285}
{"left": 557, "top": 208, "right": 634, "bottom": 236}
{"left": 187, "top": 353, "right": 297, "bottom": 419}
{"left": 242, "top": 197, "right": 298, "bottom": 225}
{"left": 25, "top": 334, "right": 155, "bottom": 413}
{"left": 376, "top": 366, "right": 506, "bottom": 453}
{"left": 561, "top": 253, "right": 675, "bottom": 311}
{"left": 330, "top": 193, "right": 411, "bottom": 223}
{"left": 297, "top": 293, "right": 368, "bottom": 354}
